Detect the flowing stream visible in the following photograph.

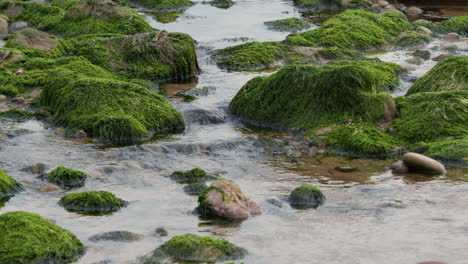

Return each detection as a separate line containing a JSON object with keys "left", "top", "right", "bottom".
{"left": 1, "top": 0, "right": 468, "bottom": 263}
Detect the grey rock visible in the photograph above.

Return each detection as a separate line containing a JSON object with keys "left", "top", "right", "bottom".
{"left": 402, "top": 152, "right": 446, "bottom": 174}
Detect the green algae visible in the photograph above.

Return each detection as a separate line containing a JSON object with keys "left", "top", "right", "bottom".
{"left": 210, "top": 0, "right": 235, "bottom": 9}
{"left": 437, "top": 16, "right": 468, "bottom": 35}
{"left": 424, "top": 137, "right": 468, "bottom": 164}
{"left": 0, "top": 168, "right": 23, "bottom": 203}
{"left": 395, "top": 33, "right": 430, "bottom": 49}
{"left": 264, "top": 17, "right": 309, "bottom": 32}
{"left": 407, "top": 56, "right": 468, "bottom": 95}
{"left": 132, "top": 0, "right": 192, "bottom": 11}
{"left": 0, "top": 108, "right": 33, "bottom": 121}
{"left": 289, "top": 185, "right": 325, "bottom": 209}
{"left": 59, "top": 190, "right": 127, "bottom": 214}
{"left": 0, "top": 211, "right": 85, "bottom": 264}
{"left": 170, "top": 168, "right": 217, "bottom": 183}
{"left": 49, "top": 166, "right": 87, "bottom": 189}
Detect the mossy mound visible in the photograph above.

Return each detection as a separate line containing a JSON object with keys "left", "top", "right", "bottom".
{"left": 0, "top": 168, "right": 23, "bottom": 202}
{"left": 299, "top": 10, "right": 409, "bottom": 51}
{"left": 391, "top": 90, "right": 468, "bottom": 143}
{"left": 49, "top": 166, "right": 87, "bottom": 189}
{"left": 230, "top": 60, "right": 401, "bottom": 130}
{"left": 0, "top": 211, "right": 85, "bottom": 264}
{"left": 395, "top": 33, "right": 430, "bottom": 49}
{"left": 210, "top": 0, "right": 234, "bottom": 9}
{"left": 3, "top": 28, "right": 68, "bottom": 58}
{"left": 183, "top": 182, "right": 208, "bottom": 196}
{"left": 424, "top": 137, "right": 468, "bottom": 164}
{"left": 437, "top": 16, "right": 468, "bottom": 35}
{"left": 289, "top": 185, "right": 325, "bottom": 209}
{"left": 293, "top": 0, "right": 342, "bottom": 10}
{"left": 0, "top": 108, "right": 33, "bottom": 121}
{"left": 407, "top": 56, "right": 468, "bottom": 95}
{"left": 143, "top": 234, "right": 246, "bottom": 263}
{"left": 59, "top": 190, "right": 128, "bottom": 214}
{"left": 325, "top": 123, "right": 397, "bottom": 155}
{"left": 67, "top": 31, "right": 200, "bottom": 80}
{"left": 0, "top": 0, "right": 152, "bottom": 37}
{"left": 170, "top": 168, "right": 216, "bottom": 183}
{"left": 131, "top": 0, "right": 192, "bottom": 11}
{"left": 213, "top": 41, "right": 285, "bottom": 71}
{"left": 264, "top": 18, "right": 309, "bottom": 32}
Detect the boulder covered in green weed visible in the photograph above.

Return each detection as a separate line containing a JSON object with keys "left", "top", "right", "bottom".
{"left": 0, "top": 211, "right": 85, "bottom": 264}
{"left": 264, "top": 17, "right": 309, "bottom": 32}
{"left": 0, "top": 168, "right": 23, "bottom": 203}
{"left": 48, "top": 166, "right": 87, "bottom": 189}
{"left": 59, "top": 190, "right": 127, "bottom": 214}
{"left": 0, "top": 108, "right": 33, "bottom": 121}
{"left": 289, "top": 185, "right": 325, "bottom": 209}
{"left": 170, "top": 168, "right": 216, "bottom": 183}
{"left": 132, "top": 0, "right": 192, "bottom": 11}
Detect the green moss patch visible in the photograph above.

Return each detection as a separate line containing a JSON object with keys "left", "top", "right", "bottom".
{"left": 229, "top": 60, "right": 401, "bottom": 130}
{"left": 289, "top": 185, "right": 325, "bottom": 209}
{"left": 325, "top": 123, "right": 397, "bottom": 155}
{"left": 437, "top": 16, "right": 468, "bottom": 35}
{"left": 49, "top": 166, "right": 87, "bottom": 189}
{"left": 264, "top": 17, "right": 309, "bottom": 32}
{"left": 132, "top": 0, "right": 192, "bottom": 11}
{"left": 0, "top": 108, "right": 33, "bottom": 121}
{"left": 170, "top": 168, "right": 216, "bottom": 183}
{"left": 300, "top": 10, "right": 409, "bottom": 51}
{"left": 0, "top": 168, "right": 23, "bottom": 202}
{"left": 0, "top": 211, "right": 85, "bottom": 264}
{"left": 293, "top": 0, "right": 342, "bottom": 10}
{"left": 407, "top": 56, "right": 468, "bottom": 95}
{"left": 59, "top": 191, "right": 127, "bottom": 214}
{"left": 424, "top": 137, "right": 468, "bottom": 164}
{"left": 143, "top": 234, "right": 246, "bottom": 263}
{"left": 395, "top": 33, "right": 430, "bottom": 49}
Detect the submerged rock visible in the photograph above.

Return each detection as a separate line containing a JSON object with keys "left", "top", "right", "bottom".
{"left": 0, "top": 108, "right": 33, "bottom": 121}
{"left": 154, "top": 227, "right": 168, "bottom": 237}
{"left": 184, "top": 108, "right": 225, "bottom": 125}
{"left": 48, "top": 166, "right": 87, "bottom": 189}
{"left": 289, "top": 185, "right": 325, "bottom": 209}
{"left": 412, "top": 49, "right": 431, "bottom": 60}
{"left": 210, "top": 0, "right": 234, "bottom": 9}
{"left": 443, "top": 32, "right": 460, "bottom": 42}
{"left": 0, "top": 211, "right": 85, "bottom": 264}
{"left": 390, "top": 161, "right": 409, "bottom": 173}
{"left": 0, "top": 168, "right": 23, "bottom": 203}
{"left": 142, "top": 234, "right": 246, "bottom": 263}
{"left": 264, "top": 17, "right": 309, "bottom": 32}
{"left": 197, "top": 179, "right": 261, "bottom": 220}
{"left": 59, "top": 191, "right": 128, "bottom": 215}
{"left": 89, "top": 231, "right": 144, "bottom": 242}
{"left": 402, "top": 152, "right": 446, "bottom": 174}
{"left": 183, "top": 182, "right": 208, "bottom": 196}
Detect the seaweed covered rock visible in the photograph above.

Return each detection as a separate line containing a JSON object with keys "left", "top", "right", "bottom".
{"left": 59, "top": 190, "right": 128, "bottom": 214}
{"left": 289, "top": 185, "right": 325, "bottom": 209}
{"left": 298, "top": 10, "right": 409, "bottom": 51}
{"left": 197, "top": 179, "right": 261, "bottom": 220}
{"left": 0, "top": 211, "right": 85, "bottom": 264}
{"left": 67, "top": 31, "right": 200, "bottom": 80}
{"left": 213, "top": 41, "right": 285, "bottom": 71}
{"left": 0, "top": 168, "right": 23, "bottom": 203}
{"left": 230, "top": 60, "right": 402, "bottom": 130}
{"left": 325, "top": 123, "right": 397, "bottom": 155}
{"left": 183, "top": 182, "right": 208, "bottom": 196}
{"left": 264, "top": 17, "right": 309, "bottom": 32}
{"left": 424, "top": 137, "right": 468, "bottom": 164}
{"left": 436, "top": 16, "right": 468, "bottom": 36}
{"left": 132, "top": 0, "right": 192, "bottom": 11}
{"left": 406, "top": 56, "right": 468, "bottom": 95}
{"left": 293, "top": 0, "right": 347, "bottom": 11}
{"left": 89, "top": 231, "right": 144, "bottom": 242}
{"left": 402, "top": 152, "right": 446, "bottom": 174}
{"left": 0, "top": 108, "right": 33, "bottom": 121}
{"left": 142, "top": 234, "right": 246, "bottom": 263}
{"left": 0, "top": 0, "right": 152, "bottom": 36}
{"left": 170, "top": 168, "right": 216, "bottom": 183}
{"left": 395, "top": 33, "right": 430, "bottom": 49}
{"left": 210, "top": 0, "right": 234, "bottom": 9}
{"left": 4, "top": 28, "right": 68, "bottom": 58}
{"left": 49, "top": 166, "right": 87, "bottom": 189}
{"left": 391, "top": 90, "right": 468, "bottom": 143}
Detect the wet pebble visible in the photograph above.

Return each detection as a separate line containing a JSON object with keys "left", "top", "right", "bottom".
{"left": 39, "top": 184, "right": 62, "bottom": 192}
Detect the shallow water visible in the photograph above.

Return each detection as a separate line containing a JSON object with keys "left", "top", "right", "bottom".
{"left": 1, "top": 1, "right": 468, "bottom": 264}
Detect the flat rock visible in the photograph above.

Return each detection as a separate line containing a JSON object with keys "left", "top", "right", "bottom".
{"left": 39, "top": 184, "right": 62, "bottom": 192}
{"left": 443, "top": 32, "right": 460, "bottom": 42}
{"left": 89, "top": 231, "right": 144, "bottom": 242}
{"left": 9, "top": 21, "right": 27, "bottom": 33}
{"left": 402, "top": 152, "right": 446, "bottom": 174}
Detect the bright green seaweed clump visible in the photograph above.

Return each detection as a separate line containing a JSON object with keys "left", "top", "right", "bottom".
{"left": 391, "top": 90, "right": 468, "bottom": 143}
{"left": 132, "top": 0, "right": 192, "bottom": 11}
{"left": 437, "top": 16, "right": 468, "bottom": 35}
{"left": 67, "top": 31, "right": 200, "bottom": 80}
{"left": 0, "top": 211, "right": 85, "bottom": 264}
{"left": 424, "top": 137, "right": 468, "bottom": 163}
{"left": 49, "top": 166, "right": 87, "bottom": 189}
{"left": 59, "top": 191, "right": 127, "bottom": 214}
{"left": 325, "top": 123, "right": 397, "bottom": 155}
{"left": 143, "top": 234, "right": 246, "bottom": 263}
{"left": 264, "top": 17, "right": 309, "bottom": 32}
{"left": 289, "top": 185, "right": 325, "bottom": 209}
{"left": 407, "top": 56, "right": 468, "bottom": 95}
{"left": 170, "top": 168, "right": 217, "bottom": 183}
{"left": 299, "top": 10, "right": 410, "bottom": 51}
{"left": 230, "top": 60, "right": 401, "bottom": 130}
{"left": 0, "top": 168, "right": 23, "bottom": 203}
{"left": 0, "top": 108, "right": 33, "bottom": 121}
{"left": 213, "top": 41, "right": 285, "bottom": 71}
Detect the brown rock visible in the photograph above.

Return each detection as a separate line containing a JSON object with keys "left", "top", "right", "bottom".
{"left": 39, "top": 184, "right": 62, "bottom": 192}
{"left": 416, "top": 26, "right": 432, "bottom": 36}
{"left": 198, "top": 179, "right": 261, "bottom": 220}
{"left": 377, "top": 1, "right": 389, "bottom": 7}
{"left": 443, "top": 32, "right": 460, "bottom": 42}
{"left": 432, "top": 54, "right": 449, "bottom": 62}
{"left": 402, "top": 152, "right": 446, "bottom": 174}
{"left": 13, "top": 28, "right": 58, "bottom": 51}
{"left": 5, "top": 2, "right": 24, "bottom": 18}
{"left": 11, "top": 95, "right": 24, "bottom": 104}
{"left": 0, "top": 16, "right": 8, "bottom": 36}
{"left": 382, "top": 97, "right": 396, "bottom": 123}
{"left": 406, "top": 6, "right": 423, "bottom": 15}
{"left": 390, "top": 161, "right": 408, "bottom": 173}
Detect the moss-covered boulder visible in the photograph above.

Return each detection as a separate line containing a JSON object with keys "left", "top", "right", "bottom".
{"left": 132, "top": 0, "right": 192, "bottom": 11}
{"left": 67, "top": 31, "right": 200, "bottom": 80}
{"left": 436, "top": 16, "right": 468, "bottom": 35}
{"left": 395, "top": 33, "right": 430, "bottom": 49}
{"left": 197, "top": 179, "right": 261, "bottom": 220}
{"left": 142, "top": 234, "right": 246, "bottom": 263}
{"left": 325, "top": 123, "right": 397, "bottom": 155}
{"left": 170, "top": 168, "right": 216, "bottom": 183}
{"left": 0, "top": 168, "right": 23, "bottom": 203}
{"left": 49, "top": 166, "right": 87, "bottom": 189}
{"left": 424, "top": 137, "right": 468, "bottom": 164}
{"left": 289, "top": 185, "right": 325, "bottom": 209}
{"left": 59, "top": 190, "right": 128, "bottom": 214}
{"left": 0, "top": 108, "right": 33, "bottom": 121}
{"left": 210, "top": 0, "right": 234, "bottom": 9}
{"left": 406, "top": 56, "right": 468, "bottom": 95}
{"left": 293, "top": 0, "right": 344, "bottom": 11}
{"left": 230, "top": 60, "right": 402, "bottom": 130}
{"left": 264, "top": 17, "right": 309, "bottom": 32}
{"left": 3, "top": 28, "right": 68, "bottom": 58}
{"left": 298, "top": 10, "right": 410, "bottom": 51}
{"left": 0, "top": 211, "right": 85, "bottom": 264}
{"left": 391, "top": 90, "right": 468, "bottom": 143}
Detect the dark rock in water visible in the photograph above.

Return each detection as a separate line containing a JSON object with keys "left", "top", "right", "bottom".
{"left": 432, "top": 54, "right": 449, "bottom": 62}
{"left": 412, "top": 50, "right": 431, "bottom": 60}
{"left": 5, "top": 128, "right": 32, "bottom": 138}
{"left": 170, "top": 168, "right": 217, "bottom": 184}
{"left": 183, "top": 182, "right": 208, "bottom": 196}
{"left": 59, "top": 191, "right": 128, "bottom": 215}
{"left": 402, "top": 152, "right": 446, "bottom": 175}
{"left": 377, "top": 200, "right": 406, "bottom": 209}
{"left": 289, "top": 185, "right": 325, "bottom": 209}
{"left": 154, "top": 227, "right": 168, "bottom": 237}
{"left": 22, "top": 163, "right": 46, "bottom": 176}
{"left": 92, "top": 260, "right": 112, "bottom": 264}
{"left": 184, "top": 108, "right": 225, "bottom": 125}
{"left": 89, "top": 231, "right": 144, "bottom": 242}
{"left": 266, "top": 198, "right": 283, "bottom": 208}
{"left": 334, "top": 166, "right": 357, "bottom": 172}
{"left": 34, "top": 109, "right": 50, "bottom": 120}
{"left": 197, "top": 179, "right": 261, "bottom": 220}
